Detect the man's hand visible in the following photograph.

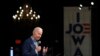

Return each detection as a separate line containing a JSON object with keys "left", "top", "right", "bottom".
{"left": 43, "top": 46, "right": 48, "bottom": 54}
{"left": 35, "top": 46, "right": 41, "bottom": 52}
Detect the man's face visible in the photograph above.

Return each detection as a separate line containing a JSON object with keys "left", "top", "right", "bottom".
{"left": 33, "top": 29, "right": 43, "bottom": 40}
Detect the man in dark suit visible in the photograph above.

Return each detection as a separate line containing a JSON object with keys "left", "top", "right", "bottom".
{"left": 22, "top": 27, "right": 48, "bottom": 56}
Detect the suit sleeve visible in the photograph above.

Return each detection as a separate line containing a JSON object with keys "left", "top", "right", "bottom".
{"left": 22, "top": 40, "right": 37, "bottom": 56}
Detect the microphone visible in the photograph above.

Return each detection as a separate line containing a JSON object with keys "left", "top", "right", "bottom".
{"left": 34, "top": 41, "right": 41, "bottom": 47}
{"left": 38, "top": 41, "right": 41, "bottom": 46}
{"left": 34, "top": 41, "right": 41, "bottom": 54}
{"left": 38, "top": 41, "right": 41, "bottom": 44}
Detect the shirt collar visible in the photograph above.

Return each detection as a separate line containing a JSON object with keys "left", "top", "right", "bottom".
{"left": 31, "top": 36, "right": 37, "bottom": 42}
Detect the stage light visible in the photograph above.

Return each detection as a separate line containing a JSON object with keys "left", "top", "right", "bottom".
{"left": 16, "top": 10, "right": 19, "bottom": 13}
{"left": 80, "top": 4, "right": 83, "bottom": 7}
{"left": 78, "top": 7, "right": 82, "bottom": 10}
{"left": 26, "top": 5, "right": 28, "bottom": 8}
{"left": 19, "top": 6, "right": 22, "bottom": 10}
{"left": 18, "top": 17, "right": 20, "bottom": 20}
{"left": 91, "top": 2, "right": 94, "bottom": 5}
{"left": 31, "top": 17, "right": 33, "bottom": 20}
{"left": 12, "top": 4, "right": 40, "bottom": 20}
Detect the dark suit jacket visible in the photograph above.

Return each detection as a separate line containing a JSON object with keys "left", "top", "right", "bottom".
{"left": 22, "top": 37, "right": 42, "bottom": 56}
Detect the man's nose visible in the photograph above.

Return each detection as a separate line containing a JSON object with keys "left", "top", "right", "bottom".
{"left": 39, "top": 35, "right": 41, "bottom": 37}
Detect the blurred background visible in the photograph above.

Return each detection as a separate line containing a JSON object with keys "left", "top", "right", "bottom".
{"left": 0, "top": 0, "right": 99, "bottom": 56}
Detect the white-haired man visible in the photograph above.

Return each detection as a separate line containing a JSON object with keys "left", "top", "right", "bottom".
{"left": 22, "top": 27, "right": 48, "bottom": 56}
